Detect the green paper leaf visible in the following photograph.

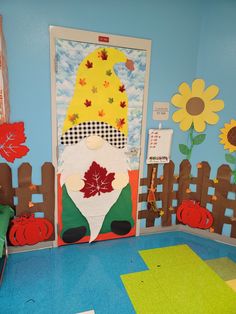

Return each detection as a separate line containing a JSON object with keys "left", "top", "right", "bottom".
{"left": 225, "top": 153, "right": 236, "bottom": 164}
{"left": 179, "top": 144, "right": 190, "bottom": 155}
{"left": 192, "top": 134, "right": 206, "bottom": 145}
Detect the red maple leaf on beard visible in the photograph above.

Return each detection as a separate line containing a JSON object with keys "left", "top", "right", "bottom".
{"left": 0, "top": 122, "right": 29, "bottom": 162}
{"left": 80, "top": 161, "right": 115, "bottom": 198}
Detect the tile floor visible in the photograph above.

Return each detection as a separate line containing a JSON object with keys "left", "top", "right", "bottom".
{"left": 0, "top": 231, "right": 236, "bottom": 314}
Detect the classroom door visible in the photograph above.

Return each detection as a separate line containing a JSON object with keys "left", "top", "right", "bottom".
{"left": 50, "top": 27, "right": 151, "bottom": 245}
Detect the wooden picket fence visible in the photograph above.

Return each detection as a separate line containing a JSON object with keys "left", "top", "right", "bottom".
{"left": 0, "top": 162, "right": 55, "bottom": 241}
{"left": 138, "top": 160, "right": 236, "bottom": 239}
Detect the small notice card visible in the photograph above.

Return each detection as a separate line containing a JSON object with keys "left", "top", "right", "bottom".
{"left": 146, "top": 129, "right": 173, "bottom": 164}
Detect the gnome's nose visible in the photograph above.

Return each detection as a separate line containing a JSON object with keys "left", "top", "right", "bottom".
{"left": 86, "top": 135, "right": 104, "bottom": 150}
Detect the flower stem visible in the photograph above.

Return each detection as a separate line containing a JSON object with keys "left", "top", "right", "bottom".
{"left": 233, "top": 151, "right": 236, "bottom": 184}
{"left": 187, "top": 124, "right": 194, "bottom": 160}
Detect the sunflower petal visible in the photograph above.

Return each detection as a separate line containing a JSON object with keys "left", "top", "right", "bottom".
{"left": 171, "top": 94, "right": 185, "bottom": 108}
{"left": 172, "top": 109, "right": 186, "bottom": 122}
{"left": 179, "top": 116, "right": 193, "bottom": 131}
{"left": 193, "top": 116, "right": 206, "bottom": 132}
{"left": 208, "top": 99, "right": 224, "bottom": 112}
{"left": 192, "top": 79, "right": 205, "bottom": 96}
{"left": 230, "top": 119, "right": 236, "bottom": 126}
{"left": 204, "top": 112, "right": 219, "bottom": 125}
{"left": 178, "top": 82, "right": 191, "bottom": 96}
{"left": 204, "top": 85, "right": 219, "bottom": 100}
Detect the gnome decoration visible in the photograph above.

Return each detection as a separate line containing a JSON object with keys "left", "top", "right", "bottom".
{"left": 59, "top": 47, "right": 135, "bottom": 243}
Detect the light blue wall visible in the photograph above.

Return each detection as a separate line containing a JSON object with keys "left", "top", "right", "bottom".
{"left": 0, "top": 0, "right": 203, "bottom": 181}
{"left": 1, "top": 0, "right": 236, "bottom": 180}
{"left": 195, "top": 0, "right": 236, "bottom": 176}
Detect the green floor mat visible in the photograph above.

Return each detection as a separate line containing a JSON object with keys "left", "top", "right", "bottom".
{"left": 121, "top": 245, "right": 236, "bottom": 314}
{"left": 205, "top": 257, "right": 236, "bottom": 281}
{"left": 139, "top": 244, "right": 202, "bottom": 269}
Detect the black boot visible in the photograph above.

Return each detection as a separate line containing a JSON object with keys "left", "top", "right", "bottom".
{"left": 62, "top": 226, "right": 87, "bottom": 243}
{"left": 111, "top": 220, "right": 132, "bottom": 235}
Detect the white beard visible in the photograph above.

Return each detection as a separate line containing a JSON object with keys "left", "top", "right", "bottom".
{"left": 60, "top": 138, "right": 129, "bottom": 242}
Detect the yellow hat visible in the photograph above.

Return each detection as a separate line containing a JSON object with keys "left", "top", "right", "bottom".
{"left": 62, "top": 47, "right": 133, "bottom": 139}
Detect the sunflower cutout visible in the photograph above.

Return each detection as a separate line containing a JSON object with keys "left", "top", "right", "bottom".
{"left": 219, "top": 119, "right": 236, "bottom": 183}
{"left": 171, "top": 79, "right": 224, "bottom": 160}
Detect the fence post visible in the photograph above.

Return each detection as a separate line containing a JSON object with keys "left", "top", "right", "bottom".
{"left": 176, "top": 160, "right": 191, "bottom": 223}
{"left": 212, "top": 164, "right": 231, "bottom": 235}
{"left": 0, "top": 163, "right": 14, "bottom": 208}
{"left": 41, "top": 162, "right": 55, "bottom": 240}
{"left": 161, "top": 160, "right": 175, "bottom": 226}
{"left": 15, "top": 163, "right": 32, "bottom": 216}
{"left": 138, "top": 163, "right": 161, "bottom": 227}
{"left": 195, "top": 161, "right": 211, "bottom": 207}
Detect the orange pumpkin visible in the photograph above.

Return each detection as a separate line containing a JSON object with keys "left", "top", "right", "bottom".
{"left": 177, "top": 200, "right": 213, "bottom": 229}
{"left": 9, "top": 214, "right": 53, "bottom": 246}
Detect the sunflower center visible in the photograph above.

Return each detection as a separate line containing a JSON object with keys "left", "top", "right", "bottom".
{"left": 186, "top": 97, "right": 205, "bottom": 116}
{"left": 227, "top": 126, "right": 236, "bottom": 146}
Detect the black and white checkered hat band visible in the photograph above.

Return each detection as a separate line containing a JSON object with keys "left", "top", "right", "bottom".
{"left": 60, "top": 121, "right": 127, "bottom": 149}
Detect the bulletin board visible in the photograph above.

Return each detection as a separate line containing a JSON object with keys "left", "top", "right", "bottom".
{"left": 50, "top": 27, "right": 151, "bottom": 245}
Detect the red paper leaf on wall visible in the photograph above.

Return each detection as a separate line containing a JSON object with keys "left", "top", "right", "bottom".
{"left": 80, "top": 161, "right": 115, "bottom": 198}
{"left": 0, "top": 122, "right": 29, "bottom": 162}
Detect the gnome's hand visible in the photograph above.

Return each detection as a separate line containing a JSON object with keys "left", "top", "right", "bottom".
{"left": 65, "top": 173, "right": 85, "bottom": 191}
{"left": 112, "top": 172, "right": 129, "bottom": 190}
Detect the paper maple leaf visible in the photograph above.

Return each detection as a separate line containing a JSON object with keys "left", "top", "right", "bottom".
{"left": 0, "top": 122, "right": 29, "bottom": 163}
{"left": 98, "top": 109, "right": 105, "bottom": 117}
{"left": 84, "top": 99, "right": 92, "bottom": 107}
{"left": 98, "top": 49, "right": 108, "bottom": 60}
{"left": 120, "top": 101, "right": 126, "bottom": 108}
{"left": 119, "top": 84, "right": 126, "bottom": 93}
{"left": 80, "top": 161, "right": 115, "bottom": 198}
{"left": 116, "top": 118, "right": 125, "bottom": 130}
{"left": 79, "top": 78, "right": 86, "bottom": 86}
{"left": 85, "top": 60, "right": 93, "bottom": 69}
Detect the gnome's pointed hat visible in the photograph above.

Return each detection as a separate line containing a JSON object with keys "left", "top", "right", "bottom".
{"left": 60, "top": 47, "right": 134, "bottom": 149}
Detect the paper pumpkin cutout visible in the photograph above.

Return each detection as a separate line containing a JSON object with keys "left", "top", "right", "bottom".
{"left": 177, "top": 200, "right": 213, "bottom": 229}
{"left": 171, "top": 79, "right": 224, "bottom": 132}
{"left": 9, "top": 215, "right": 53, "bottom": 246}
{"left": 0, "top": 122, "right": 29, "bottom": 162}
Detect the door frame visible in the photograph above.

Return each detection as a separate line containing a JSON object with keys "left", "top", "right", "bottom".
{"left": 49, "top": 26, "right": 151, "bottom": 245}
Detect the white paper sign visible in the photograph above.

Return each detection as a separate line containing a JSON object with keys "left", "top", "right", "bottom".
{"left": 146, "top": 129, "right": 173, "bottom": 164}
{"left": 152, "top": 102, "right": 169, "bottom": 120}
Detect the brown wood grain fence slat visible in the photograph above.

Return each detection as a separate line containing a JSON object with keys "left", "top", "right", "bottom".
{"left": 41, "top": 162, "right": 55, "bottom": 240}
{"left": 176, "top": 160, "right": 191, "bottom": 223}
{"left": 196, "top": 162, "right": 211, "bottom": 207}
{"left": 212, "top": 165, "right": 232, "bottom": 235}
{"left": 16, "top": 163, "right": 32, "bottom": 216}
{"left": 138, "top": 163, "right": 160, "bottom": 227}
{"left": 0, "top": 163, "right": 15, "bottom": 208}
{"left": 161, "top": 161, "right": 175, "bottom": 226}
